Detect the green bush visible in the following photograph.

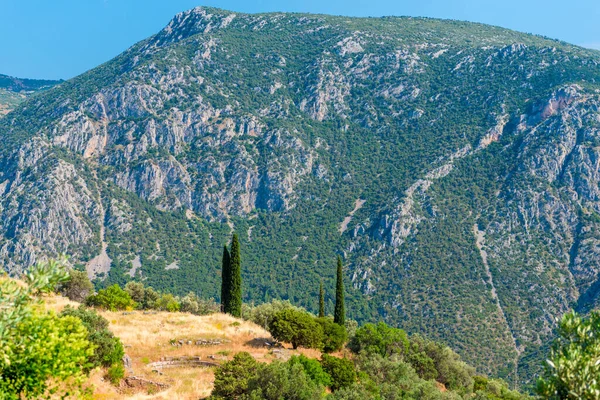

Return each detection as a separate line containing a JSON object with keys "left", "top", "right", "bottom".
{"left": 408, "top": 334, "right": 474, "bottom": 392}
{"left": 86, "top": 284, "right": 136, "bottom": 311}
{"left": 537, "top": 310, "right": 600, "bottom": 399}
{"left": 59, "top": 305, "right": 124, "bottom": 370}
{"left": 244, "top": 299, "right": 304, "bottom": 329}
{"left": 316, "top": 317, "right": 347, "bottom": 353}
{"left": 244, "top": 361, "right": 325, "bottom": 399}
{"left": 349, "top": 322, "right": 409, "bottom": 357}
{"left": 180, "top": 292, "right": 219, "bottom": 315}
{"left": 320, "top": 355, "right": 356, "bottom": 391}
{"left": 0, "top": 259, "right": 93, "bottom": 398}
{"left": 58, "top": 269, "right": 93, "bottom": 302}
{"left": 269, "top": 309, "right": 323, "bottom": 349}
{"left": 106, "top": 363, "right": 125, "bottom": 385}
{"left": 124, "top": 281, "right": 146, "bottom": 305}
{"left": 155, "top": 293, "right": 180, "bottom": 312}
{"left": 288, "top": 355, "right": 332, "bottom": 387}
{"left": 211, "top": 352, "right": 261, "bottom": 399}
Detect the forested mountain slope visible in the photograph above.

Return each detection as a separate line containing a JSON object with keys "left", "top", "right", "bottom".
{"left": 2, "top": 7, "right": 600, "bottom": 385}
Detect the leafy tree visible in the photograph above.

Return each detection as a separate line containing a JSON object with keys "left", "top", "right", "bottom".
{"left": 155, "top": 293, "right": 180, "bottom": 312}
{"left": 244, "top": 361, "right": 325, "bottom": 399}
{"left": 288, "top": 355, "right": 332, "bottom": 387}
{"left": 349, "top": 322, "right": 409, "bottom": 357}
{"left": 226, "top": 233, "right": 243, "bottom": 317}
{"left": 334, "top": 256, "right": 345, "bottom": 326}
{"left": 221, "top": 244, "right": 231, "bottom": 313}
{"left": 0, "top": 259, "right": 93, "bottom": 398}
{"left": 211, "top": 352, "right": 261, "bottom": 399}
{"left": 537, "top": 310, "right": 600, "bottom": 399}
{"left": 58, "top": 269, "right": 93, "bottom": 302}
{"left": 124, "top": 281, "right": 146, "bottom": 305}
{"left": 319, "top": 281, "right": 325, "bottom": 318}
{"left": 316, "top": 317, "right": 347, "bottom": 353}
{"left": 59, "top": 305, "right": 124, "bottom": 370}
{"left": 269, "top": 308, "right": 323, "bottom": 349}
{"left": 320, "top": 354, "right": 356, "bottom": 391}
{"left": 141, "top": 286, "right": 160, "bottom": 309}
{"left": 86, "top": 284, "right": 136, "bottom": 311}
{"left": 244, "top": 299, "right": 304, "bottom": 329}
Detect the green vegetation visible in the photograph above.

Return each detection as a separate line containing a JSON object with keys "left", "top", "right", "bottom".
{"left": 269, "top": 308, "right": 324, "bottom": 350}
{"left": 0, "top": 259, "right": 93, "bottom": 398}
{"left": 4, "top": 7, "right": 600, "bottom": 386}
{"left": 59, "top": 305, "right": 125, "bottom": 382}
{"left": 86, "top": 283, "right": 136, "bottom": 311}
{"left": 228, "top": 233, "right": 243, "bottom": 317}
{"left": 537, "top": 311, "right": 600, "bottom": 399}
{"left": 319, "top": 281, "right": 325, "bottom": 318}
{"left": 334, "top": 256, "right": 345, "bottom": 326}
{"left": 220, "top": 244, "right": 231, "bottom": 312}
{"left": 59, "top": 269, "right": 94, "bottom": 302}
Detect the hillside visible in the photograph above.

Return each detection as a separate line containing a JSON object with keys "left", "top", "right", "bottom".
{"left": 45, "top": 294, "right": 305, "bottom": 399}
{"left": 2, "top": 7, "right": 600, "bottom": 384}
{"left": 0, "top": 74, "right": 61, "bottom": 116}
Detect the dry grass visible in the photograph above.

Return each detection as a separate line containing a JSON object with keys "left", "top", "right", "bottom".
{"left": 44, "top": 294, "right": 324, "bottom": 399}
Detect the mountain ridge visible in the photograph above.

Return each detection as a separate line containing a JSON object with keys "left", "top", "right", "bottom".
{"left": 2, "top": 6, "right": 600, "bottom": 386}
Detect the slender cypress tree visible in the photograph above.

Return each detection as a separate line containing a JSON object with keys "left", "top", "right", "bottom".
{"left": 220, "top": 245, "right": 231, "bottom": 312}
{"left": 226, "top": 233, "right": 243, "bottom": 317}
{"left": 334, "top": 256, "right": 345, "bottom": 325}
{"left": 319, "top": 281, "right": 325, "bottom": 318}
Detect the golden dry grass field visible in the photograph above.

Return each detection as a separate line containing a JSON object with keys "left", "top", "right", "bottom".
{"left": 44, "top": 294, "right": 325, "bottom": 399}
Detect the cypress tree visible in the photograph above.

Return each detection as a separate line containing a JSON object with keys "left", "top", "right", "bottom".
{"left": 220, "top": 245, "right": 231, "bottom": 313}
{"left": 226, "top": 233, "right": 243, "bottom": 318}
{"left": 319, "top": 281, "right": 325, "bottom": 318}
{"left": 334, "top": 256, "right": 345, "bottom": 325}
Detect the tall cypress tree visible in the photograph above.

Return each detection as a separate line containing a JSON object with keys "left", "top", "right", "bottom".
{"left": 334, "top": 256, "right": 345, "bottom": 325}
{"left": 319, "top": 281, "right": 325, "bottom": 318}
{"left": 226, "top": 233, "right": 242, "bottom": 318}
{"left": 220, "top": 245, "right": 231, "bottom": 313}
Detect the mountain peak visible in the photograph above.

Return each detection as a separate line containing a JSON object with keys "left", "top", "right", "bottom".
{"left": 152, "top": 7, "right": 237, "bottom": 48}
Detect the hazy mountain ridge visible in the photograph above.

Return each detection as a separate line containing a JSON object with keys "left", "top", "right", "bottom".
{"left": 0, "top": 74, "right": 62, "bottom": 116}
{"left": 2, "top": 7, "right": 600, "bottom": 385}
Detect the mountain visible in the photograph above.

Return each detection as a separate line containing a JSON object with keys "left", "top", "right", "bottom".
{"left": 2, "top": 7, "right": 600, "bottom": 385}
{"left": 0, "top": 74, "right": 62, "bottom": 116}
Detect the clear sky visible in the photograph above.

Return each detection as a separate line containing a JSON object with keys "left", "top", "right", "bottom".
{"left": 1, "top": 0, "right": 599, "bottom": 80}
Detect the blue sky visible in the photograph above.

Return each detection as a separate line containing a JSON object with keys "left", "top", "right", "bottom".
{"left": 1, "top": 0, "right": 599, "bottom": 80}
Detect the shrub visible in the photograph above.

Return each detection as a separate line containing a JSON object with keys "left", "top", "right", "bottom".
{"left": 58, "top": 269, "right": 93, "bottom": 302}
{"left": 537, "top": 310, "right": 600, "bottom": 399}
{"left": 245, "top": 361, "right": 325, "bottom": 399}
{"left": 180, "top": 292, "right": 200, "bottom": 314}
{"left": 0, "top": 259, "right": 93, "bottom": 398}
{"left": 269, "top": 308, "right": 323, "bottom": 349}
{"left": 155, "top": 293, "right": 180, "bottom": 312}
{"left": 180, "top": 292, "right": 219, "bottom": 315}
{"left": 124, "top": 281, "right": 146, "bottom": 304}
{"left": 211, "top": 352, "right": 260, "bottom": 399}
{"left": 320, "top": 355, "right": 356, "bottom": 391}
{"left": 59, "top": 305, "right": 124, "bottom": 370}
{"left": 245, "top": 299, "right": 303, "bottom": 329}
{"left": 349, "top": 322, "right": 409, "bottom": 357}
{"left": 141, "top": 286, "right": 160, "bottom": 309}
{"left": 288, "top": 355, "right": 332, "bottom": 387}
{"left": 316, "top": 317, "right": 347, "bottom": 353}
{"left": 328, "top": 383, "right": 377, "bottom": 400}
{"left": 86, "top": 284, "right": 136, "bottom": 311}
{"left": 408, "top": 334, "right": 474, "bottom": 391}
{"left": 106, "top": 363, "right": 125, "bottom": 385}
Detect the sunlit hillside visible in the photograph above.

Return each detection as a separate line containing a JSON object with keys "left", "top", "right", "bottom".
{"left": 45, "top": 294, "right": 325, "bottom": 399}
